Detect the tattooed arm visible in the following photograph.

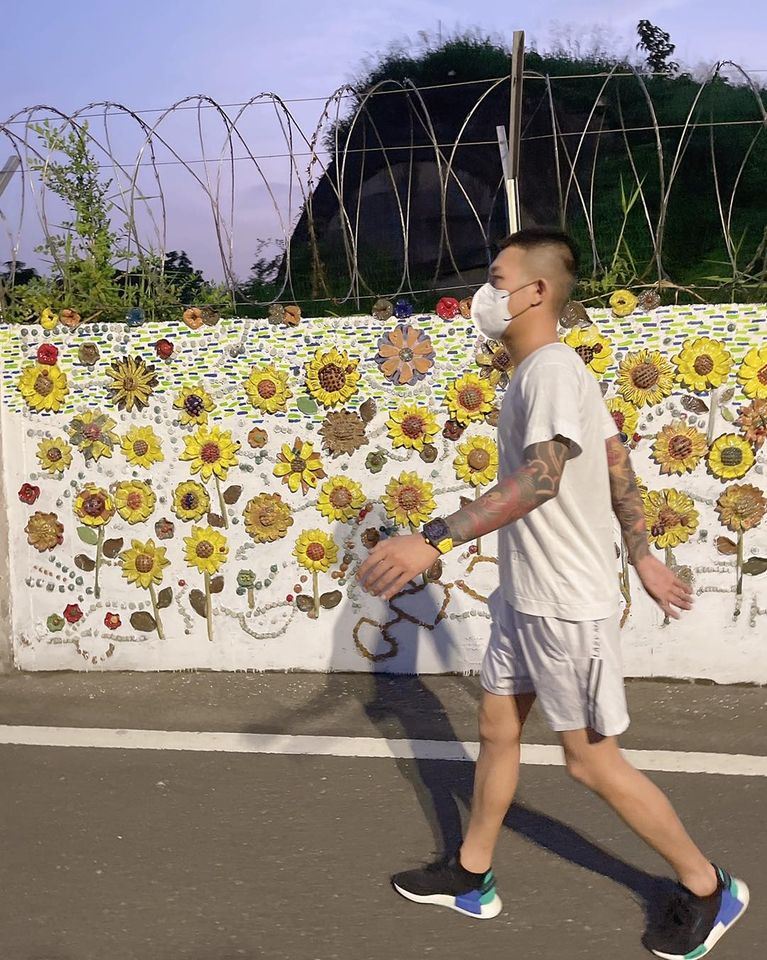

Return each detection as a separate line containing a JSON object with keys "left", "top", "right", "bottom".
{"left": 605, "top": 434, "right": 650, "bottom": 565}
{"left": 357, "top": 438, "right": 571, "bottom": 600}
{"left": 444, "top": 438, "right": 571, "bottom": 548}
{"left": 606, "top": 434, "right": 693, "bottom": 619}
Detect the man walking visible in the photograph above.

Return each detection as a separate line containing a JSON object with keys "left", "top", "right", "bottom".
{"left": 357, "top": 229, "right": 749, "bottom": 958}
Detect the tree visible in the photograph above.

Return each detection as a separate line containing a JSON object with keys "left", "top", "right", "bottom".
{"left": 162, "top": 249, "right": 206, "bottom": 302}
{"left": 636, "top": 20, "right": 679, "bottom": 76}
{"left": 0, "top": 261, "right": 40, "bottom": 285}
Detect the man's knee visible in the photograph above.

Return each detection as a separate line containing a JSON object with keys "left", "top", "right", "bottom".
{"left": 478, "top": 706, "right": 523, "bottom": 750}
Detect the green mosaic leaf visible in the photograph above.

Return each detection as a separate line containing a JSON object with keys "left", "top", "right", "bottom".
{"left": 296, "top": 395, "right": 318, "bottom": 415}
{"left": 77, "top": 526, "right": 99, "bottom": 546}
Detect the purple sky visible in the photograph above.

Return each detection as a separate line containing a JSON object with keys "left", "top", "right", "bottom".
{"left": 1, "top": 0, "right": 764, "bottom": 280}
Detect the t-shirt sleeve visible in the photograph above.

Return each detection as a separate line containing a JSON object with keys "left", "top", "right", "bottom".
{"left": 519, "top": 361, "right": 583, "bottom": 457}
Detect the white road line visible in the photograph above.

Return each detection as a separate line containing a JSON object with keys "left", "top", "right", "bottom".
{"left": 1, "top": 725, "right": 766, "bottom": 776}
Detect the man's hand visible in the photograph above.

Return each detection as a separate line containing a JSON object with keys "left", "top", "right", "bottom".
{"left": 635, "top": 555, "right": 693, "bottom": 620}
{"left": 356, "top": 534, "right": 439, "bottom": 600}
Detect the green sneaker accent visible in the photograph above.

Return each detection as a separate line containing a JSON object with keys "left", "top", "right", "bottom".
{"left": 479, "top": 888, "right": 497, "bottom": 905}
{"left": 685, "top": 945, "right": 708, "bottom": 959}
{"left": 729, "top": 879, "right": 739, "bottom": 898}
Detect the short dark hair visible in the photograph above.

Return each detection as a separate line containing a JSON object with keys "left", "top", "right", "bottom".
{"left": 498, "top": 227, "right": 580, "bottom": 277}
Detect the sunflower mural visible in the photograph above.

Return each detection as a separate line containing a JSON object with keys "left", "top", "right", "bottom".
{"left": 184, "top": 526, "right": 229, "bottom": 642}
{"left": 294, "top": 529, "right": 339, "bottom": 618}
{"left": 715, "top": 484, "right": 767, "bottom": 616}
{"left": 179, "top": 425, "right": 240, "bottom": 528}
{"left": 119, "top": 539, "right": 171, "bottom": 639}
{"left": 305, "top": 347, "right": 360, "bottom": 407}
{"left": 454, "top": 434, "right": 499, "bottom": 554}
{"left": 1, "top": 299, "right": 765, "bottom": 668}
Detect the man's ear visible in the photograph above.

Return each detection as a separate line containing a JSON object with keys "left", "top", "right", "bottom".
{"left": 532, "top": 277, "right": 545, "bottom": 306}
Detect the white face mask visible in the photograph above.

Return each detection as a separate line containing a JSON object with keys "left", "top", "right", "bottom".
{"left": 470, "top": 280, "right": 538, "bottom": 340}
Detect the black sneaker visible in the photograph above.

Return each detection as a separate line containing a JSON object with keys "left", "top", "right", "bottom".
{"left": 391, "top": 855, "right": 502, "bottom": 919}
{"left": 644, "top": 865, "right": 750, "bottom": 958}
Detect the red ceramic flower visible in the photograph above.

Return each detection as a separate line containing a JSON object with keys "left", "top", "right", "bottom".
{"left": 435, "top": 297, "right": 460, "bottom": 320}
{"left": 19, "top": 483, "right": 41, "bottom": 505}
{"left": 104, "top": 613, "right": 122, "bottom": 630}
{"left": 37, "top": 344, "right": 59, "bottom": 366}
{"left": 64, "top": 604, "right": 83, "bottom": 624}
{"left": 155, "top": 339, "right": 174, "bottom": 360}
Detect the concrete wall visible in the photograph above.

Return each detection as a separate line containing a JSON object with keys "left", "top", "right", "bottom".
{"left": 1, "top": 304, "right": 765, "bottom": 680}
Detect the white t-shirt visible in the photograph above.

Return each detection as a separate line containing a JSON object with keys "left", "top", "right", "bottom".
{"left": 497, "top": 342, "right": 621, "bottom": 621}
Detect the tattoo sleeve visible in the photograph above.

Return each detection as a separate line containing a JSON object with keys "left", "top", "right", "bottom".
{"left": 605, "top": 435, "right": 650, "bottom": 564}
{"left": 444, "top": 438, "right": 570, "bottom": 547}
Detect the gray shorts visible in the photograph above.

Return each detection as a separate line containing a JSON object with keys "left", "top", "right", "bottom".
{"left": 480, "top": 590, "right": 630, "bottom": 738}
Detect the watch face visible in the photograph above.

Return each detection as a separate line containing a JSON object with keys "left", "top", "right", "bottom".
{"left": 425, "top": 518, "right": 449, "bottom": 541}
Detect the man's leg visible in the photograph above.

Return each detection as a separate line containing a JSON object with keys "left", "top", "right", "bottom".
{"left": 559, "top": 728, "right": 717, "bottom": 897}
{"left": 459, "top": 690, "right": 536, "bottom": 873}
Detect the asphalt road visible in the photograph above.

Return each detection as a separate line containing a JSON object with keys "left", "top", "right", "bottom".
{"left": 0, "top": 672, "right": 764, "bottom": 960}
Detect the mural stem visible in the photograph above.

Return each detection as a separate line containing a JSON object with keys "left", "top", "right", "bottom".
{"left": 94, "top": 527, "right": 104, "bottom": 599}
{"left": 663, "top": 545, "right": 674, "bottom": 626}
{"left": 735, "top": 531, "right": 744, "bottom": 616}
{"left": 475, "top": 485, "right": 482, "bottom": 555}
{"left": 204, "top": 573, "right": 213, "bottom": 642}
{"left": 215, "top": 477, "right": 228, "bottom": 529}
{"left": 619, "top": 539, "right": 632, "bottom": 628}
{"left": 706, "top": 388, "right": 718, "bottom": 445}
{"left": 312, "top": 571, "right": 320, "bottom": 617}
{"left": 148, "top": 582, "right": 165, "bottom": 641}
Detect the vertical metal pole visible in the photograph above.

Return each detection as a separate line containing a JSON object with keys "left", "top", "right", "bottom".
{"left": 506, "top": 31, "right": 525, "bottom": 234}
{"left": 0, "top": 156, "right": 20, "bottom": 199}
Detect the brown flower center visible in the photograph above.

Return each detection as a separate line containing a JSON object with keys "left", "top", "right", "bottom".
{"left": 318, "top": 363, "right": 346, "bottom": 392}
{"left": 135, "top": 554, "right": 154, "bottom": 574}
{"left": 181, "top": 492, "right": 200, "bottom": 511}
{"left": 733, "top": 495, "right": 760, "bottom": 522}
{"left": 290, "top": 457, "right": 306, "bottom": 474}
{"left": 184, "top": 395, "right": 204, "bottom": 417}
{"left": 329, "top": 487, "right": 353, "bottom": 508}
{"left": 576, "top": 345, "right": 595, "bottom": 366}
{"left": 201, "top": 443, "right": 221, "bottom": 464}
{"left": 47, "top": 447, "right": 62, "bottom": 463}
{"left": 397, "top": 485, "right": 422, "bottom": 511}
{"left": 306, "top": 542, "right": 326, "bottom": 562}
{"left": 121, "top": 376, "right": 137, "bottom": 391}
{"left": 492, "top": 348, "right": 513, "bottom": 371}
{"left": 195, "top": 541, "right": 214, "bottom": 559}
{"left": 654, "top": 508, "right": 682, "bottom": 534}
{"left": 458, "top": 386, "right": 483, "bottom": 411}
{"left": 758, "top": 365, "right": 767, "bottom": 386}
{"left": 468, "top": 448, "right": 491, "bottom": 471}
{"left": 612, "top": 412, "right": 625, "bottom": 431}
{"left": 83, "top": 424, "right": 102, "bottom": 441}
{"left": 399, "top": 348, "right": 414, "bottom": 362}
{"left": 133, "top": 440, "right": 149, "bottom": 457}
{"left": 126, "top": 492, "right": 143, "bottom": 510}
{"left": 693, "top": 354, "right": 714, "bottom": 376}
{"left": 34, "top": 372, "right": 54, "bottom": 396}
{"left": 83, "top": 494, "right": 106, "bottom": 517}
{"left": 721, "top": 446, "right": 743, "bottom": 467}
{"left": 631, "top": 362, "right": 660, "bottom": 390}
{"left": 401, "top": 415, "right": 426, "bottom": 439}
{"left": 258, "top": 505, "right": 278, "bottom": 527}
{"left": 257, "top": 378, "right": 277, "bottom": 399}
{"left": 668, "top": 435, "right": 694, "bottom": 460}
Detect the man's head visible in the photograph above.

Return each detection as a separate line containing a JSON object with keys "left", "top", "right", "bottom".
{"left": 489, "top": 228, "right": 579, "bottom": 349}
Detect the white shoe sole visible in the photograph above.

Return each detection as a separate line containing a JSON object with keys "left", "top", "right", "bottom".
{"left": 392, "top": 883, "right": 503, "bottom": 920}
{"left": 651, "top": 879, "right": 750, "bottom": 959}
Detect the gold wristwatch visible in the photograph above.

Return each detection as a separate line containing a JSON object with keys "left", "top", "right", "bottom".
{"left": 421, "top": 517, "right": 453, "bottom": 555}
